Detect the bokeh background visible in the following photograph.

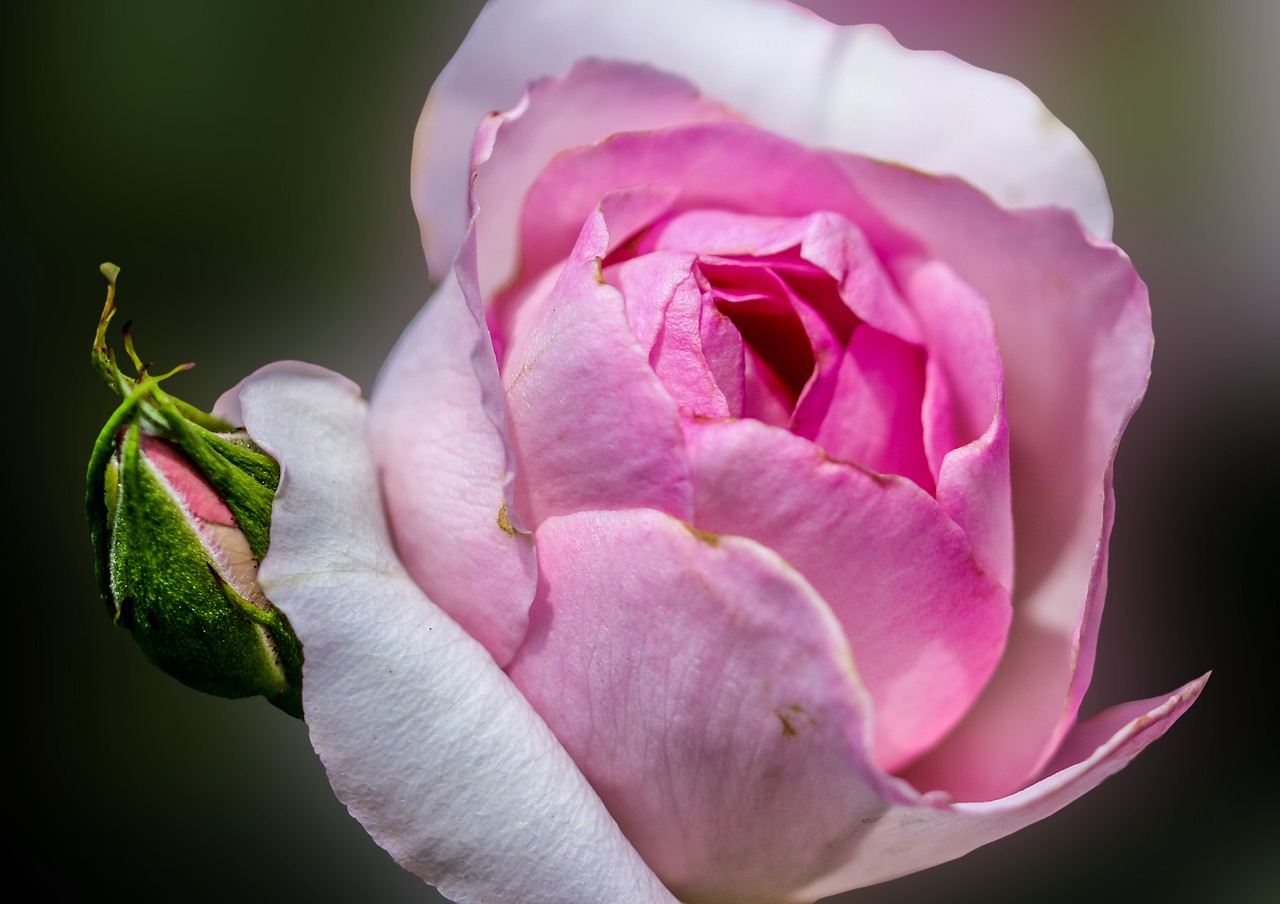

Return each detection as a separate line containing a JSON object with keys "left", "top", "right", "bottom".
{"left": 4, "top": 1, "right": 1274, "bottom": 901}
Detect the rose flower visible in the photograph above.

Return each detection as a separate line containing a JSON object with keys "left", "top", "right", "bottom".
{"left": 208, "top": 1, "right": 1206, "bottom": 902}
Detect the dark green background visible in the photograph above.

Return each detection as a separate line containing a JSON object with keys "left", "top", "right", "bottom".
{"left": 5, "top": 2, "right": 1273, "bottom": 902}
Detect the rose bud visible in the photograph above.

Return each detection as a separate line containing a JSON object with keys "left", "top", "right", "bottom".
{"left": 86, "top": 264, "right": 302, "bottom": 717}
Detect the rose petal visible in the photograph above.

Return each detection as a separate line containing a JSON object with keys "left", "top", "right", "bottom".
{"left": 697, "top": 285, "right": 748, "bottom": 416}
{"left": 903, "top": 258, "right": 1014, "bottom": 589}
{"left": 689, "top": 255, "right": 821, "bottom": 411}
{"left": 501, "top": 204, "right": 693, "bottom": 528}
{"left": 795, "top": 674, "right": 1208, "bottom": 899}
{"left": 507, "top": 507, "right": 904, "bottom": 904}
{"left": 834, "top": 155, "right": 1154, "bottom": 799}
{"left": 368, "top": 230, "right": 536, "bottom": 667}
{"left": 516, "top": 121, "right": 895, "bottom": 297}
{"left": 649, "top": 208, "right": 923, "bottom": 347}
{"left": 465, "top": 57, "right": 742, "bottom": 296}
{"left": 815, "top": 324, "right": 934, "bottom": 492}
{"left": 605, "top": 251, "right": 739, "bottom": 419}
{"left": 226, "top": 366, "right": 678, "bottom": 904}
{"left": 414, "top": 0, "right": 1110, "bottom": 277}
{"left": 138, "top": 433, "right": 236, "bottom": 526}
{"left": 493, "top": 183, "right": 683, "bottom": 363}
{"left": 684, "top": 419, "right": 1011, "bottom": 772}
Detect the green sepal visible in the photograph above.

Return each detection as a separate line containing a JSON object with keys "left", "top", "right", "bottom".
{"left": 87, "top": 385, "right": 150, "bottom": 609}
{"left": 161, "top": 410, "right": 278, "bottom": 561}
{"left": 219, "top": 576, "right": 304, "bottom": 718}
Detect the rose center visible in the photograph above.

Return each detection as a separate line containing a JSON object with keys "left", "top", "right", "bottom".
{"left": 603, "top": 217, "right": 935, "bottom": 492}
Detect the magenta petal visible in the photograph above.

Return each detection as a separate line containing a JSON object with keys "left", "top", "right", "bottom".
{"left": 839, "top": 156, "right": 1156, "bottom": 799}
{"left": 508, "top": 507, "right": 901, "bottom": 904}
{"left": 228, "top": 367, "right": 677, "bottom": 904}
{"left": 368, "top": 247, "right": 536, "bottom": 667}
{"left": 685, "top": 419, "right": 1012, "bottom": 772}
{"left": 815, "top": 324, "right": 933, "bottom": 492}
{"left": 796, "top": 674, "right": 1208, "bottom": 899}
{"left": 502, "top": 208, "right": 693, "bottom": 527}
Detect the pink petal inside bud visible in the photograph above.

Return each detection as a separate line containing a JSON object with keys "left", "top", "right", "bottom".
{"left": 136, "top": 431, "right": 264, "bottom": 607}
{"left": 138, "top": 433, "right": 236, "bottom": 526}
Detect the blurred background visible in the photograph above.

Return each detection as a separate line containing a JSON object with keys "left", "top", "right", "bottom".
{"left": 3, "top": 1, "right": 1273, "bottom": 901}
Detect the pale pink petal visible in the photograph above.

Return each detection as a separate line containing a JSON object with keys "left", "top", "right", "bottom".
{"left": 414, "top": 0, "right": 1110, "bottom": 276}
{"left": 835, "top": 156, "right": 1154, "bottom": 800}
{"left": 501, "top": 207, "right": 693, "bottom": 528}
{"left": 507, "top": 507, "right": 903, "bottom": 904}
{"left": 225, "top": 366, "right": 678, "bottom": 904}
{"left": 492, "top": 184, "right": 682, "bottom": 361}
{"left": 684, "top": 419, "right": 1011, "bottom": 772}
{"left": 606, "top": 251, "right": 738, "bottom": 419}
{"left": 796, "top": 675, "right": 1208, "bottom": 899}
{"left": 454, "top": 57, "right": 741, "bottom": 293}
{"left": 367, "top": 233, "right": 536, "bottom": 667}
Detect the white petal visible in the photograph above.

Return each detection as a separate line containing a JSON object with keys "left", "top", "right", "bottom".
{"left": 228, "top": 366, "right": 677, "bottom": 904}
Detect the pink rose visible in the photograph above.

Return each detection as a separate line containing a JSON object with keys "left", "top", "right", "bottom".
{"left": 224, "top": 1, "right": 1206, "bottom": 902}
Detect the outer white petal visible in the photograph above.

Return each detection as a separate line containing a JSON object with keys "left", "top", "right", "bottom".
{"left": 221, "top": 364, "right": 677, "bottom": 904}
{"left": 413, "top": 0, "right": 1110, "bottom": 277}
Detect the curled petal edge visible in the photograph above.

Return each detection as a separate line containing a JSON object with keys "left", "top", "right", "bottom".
{"left": 368, "top": 262, "right": 537, "bottom": 667}
{"left": 796, "top": 672, "right": 1208, "bottom": 900}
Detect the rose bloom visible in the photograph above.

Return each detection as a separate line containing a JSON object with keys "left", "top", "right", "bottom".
{"left": 218, "top": 1, "right": 1206, "bottom": 902}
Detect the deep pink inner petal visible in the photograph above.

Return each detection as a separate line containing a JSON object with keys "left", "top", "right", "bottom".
{"left": 740, "top": 344, "right": 794, "bottom": 428}
{"left": 707, "top": 276, "right": 812, "bottom": 410}
{"left": 604, "top": 203, "right": 966, "bottom": 502}
{"left": 817, "top": 325, "right": 934, "bottom": 493}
